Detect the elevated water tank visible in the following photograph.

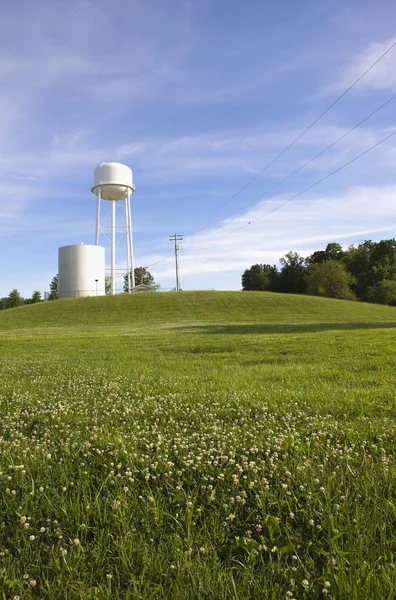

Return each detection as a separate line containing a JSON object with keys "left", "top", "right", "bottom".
{"left": 91, "top": 162, "right": 135, "bottom": 201}
{"left": 58, "top": 244, "right": 105, "bottom": 298}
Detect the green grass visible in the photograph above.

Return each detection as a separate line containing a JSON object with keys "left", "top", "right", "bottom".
{"left": 0, "top": 292, "right": 395, "bottom": 599}
{"left": 1, "top": 290, "right": 396, "bottom": 331}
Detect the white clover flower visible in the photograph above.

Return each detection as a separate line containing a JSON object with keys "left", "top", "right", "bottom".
{"left": 29, "top": 535, "right": 35, "bottom": 541}
{"left": 29, "top": 580, "right": 37, "bottom": 587}
{"left": 73, "top": 538, "right": 80, "bottom": 546}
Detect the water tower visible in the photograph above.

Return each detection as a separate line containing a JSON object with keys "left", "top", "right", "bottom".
{"left": 91, "top": 162, "right": 135, "bottom": 294}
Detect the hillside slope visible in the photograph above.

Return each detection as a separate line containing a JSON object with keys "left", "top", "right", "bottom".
{"left": 0, "top": 291, "right": 395, "bottom": 331}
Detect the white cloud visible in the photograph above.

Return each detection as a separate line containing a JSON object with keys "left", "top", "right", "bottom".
{"left": 147, "top": 185, "right": 396, "bottom": 290}
{"left": 333, "top": 37, "right": 396, "bottom": 92}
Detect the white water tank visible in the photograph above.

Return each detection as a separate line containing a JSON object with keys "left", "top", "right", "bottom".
{"left": 91, "top": 162, "right": 135, "bottom": 201}
{"left": 58, "top": 244, "right": 105, "bottom": 298}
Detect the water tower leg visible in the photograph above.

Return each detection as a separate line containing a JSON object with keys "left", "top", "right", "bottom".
{"left": 127, "top": 190, "right": 135, "bottom": 289}
{"left": 111, "top": 200, "right": 116, "bottom": 295}
{"left": 125, "top": 197, "right": 132, "bottom": 293}
{"left": 95, "top": 187, "right": 101, "bottom": 245}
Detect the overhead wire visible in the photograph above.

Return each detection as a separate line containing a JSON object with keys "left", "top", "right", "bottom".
{"left": 219, "top": 91, "right": 396, "bottom": 221}
{"left": 144, "top": 251, "right": 175, "bottom": 269}
{"left": 197, "top": 39, "right": 396, "bottom": 225}
{"left": 140, "top": 39, "right": 396, "bottom": 269}
{"left": 217, "top": 130, "right": 396, "bottom": 241}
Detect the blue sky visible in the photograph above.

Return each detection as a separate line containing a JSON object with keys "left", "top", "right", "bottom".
{"left": 1, "top": 0, "right": 396, "bottom": 296}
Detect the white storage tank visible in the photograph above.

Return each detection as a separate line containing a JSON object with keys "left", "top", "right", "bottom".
{"left": 58, "top": 244, "right": 105, "bottom": 298}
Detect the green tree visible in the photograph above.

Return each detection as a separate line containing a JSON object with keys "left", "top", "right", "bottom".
{"left": 123, "top": 267, "right": 158, "bottom": 292}
{"left": 306, "top": 243, "right": 344, "bottom": 267}
{"left": 6, "top": 288, "right": 24, "bottom": 308}
{"left": 278, "top": 251, "right": 306, "bottom": 294}
{"left": 105, "top": 276, "right": 111, "bottom": 295}
{"left": 49, "top": 274, "right": 58, "bottom": 300}
{"left": 31, "top": 291, "right": 42, "bottom": 303}
{"left": 343, "top": 239, "right": 396, "bottom": 301}
{"left": 305, "top": 260, "right": 356, "bottom": 300}
{"left": 367, "top": 279, "right": 396, "bottom": 306}
{"left": 241, "top": 264, "right": 279, "bottom": 291}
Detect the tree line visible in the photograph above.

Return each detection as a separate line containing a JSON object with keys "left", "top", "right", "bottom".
{"left": 0, "top": 289, "right": 42, "bottom": 310}
{"left": 242, "top": 240, "right": 396, "bottom": 305}
{"left": 0, "top": 268, "right": 158, "bottom": 310}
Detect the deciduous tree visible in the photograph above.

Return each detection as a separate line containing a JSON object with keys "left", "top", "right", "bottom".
{"left": 306, "top": 243, "right": 344, "bottom": 267}
{"left": 123, "top": 267, "right": 158, "bottom": 292}
{"left": 241, "top": 264, "right": 279, "bottom": 291}
{"left": 305, "top": 260, "right": 356, "bottom": 300}
{"left": 278, "top": 251, "right": 306, "bottom": 294}
{"left": 6, "top": 288, "right": 24, "bottom": 308}
{"left": 31, "top": 291, "right": 42, "bottom": 303}
{"left": 367, "top": 279, "right": 396, "bottom": 306}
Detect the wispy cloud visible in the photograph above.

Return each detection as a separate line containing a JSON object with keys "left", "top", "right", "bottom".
{"left": 332, "top": 37, "right": 396, "bottom": 92}
{"left": 147, "top": 185, "right": 396, "bottom": 289}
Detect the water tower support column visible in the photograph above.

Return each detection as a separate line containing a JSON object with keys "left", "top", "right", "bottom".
{"left": 95, "top": 187, "right": 101, "bottom": 245}
{"left": 111, "top": 200, "right": 116, "bottom": 295}
{"left": 127, "top": 190, "right": 135, "bottom": 289}
{"left": 125, "top": 193, "right": 132, "bottom": 293}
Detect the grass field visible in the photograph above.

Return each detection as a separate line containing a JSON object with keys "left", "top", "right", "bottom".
{"left": 0, "top": 291, "right": 395, "bottom": 599}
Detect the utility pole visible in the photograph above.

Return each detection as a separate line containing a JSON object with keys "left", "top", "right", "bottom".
{"left": 169, "top": 233, "right": 183, "bottom": 291}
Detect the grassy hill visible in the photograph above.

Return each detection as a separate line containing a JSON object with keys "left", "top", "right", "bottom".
{"left": 0, "top": 290, "right": 395, "bottom": 332}
{"left": 0, "top": 291, "right": 395, "bottom": 598}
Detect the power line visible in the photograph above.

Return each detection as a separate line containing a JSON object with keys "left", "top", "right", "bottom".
{"left": 217, "top": 130, "right": 396, "bottom": 241}
{"left": 220, "top": 91, "right": 396, "bottom": 221}
{"left": 198, "top": 39, "right": 396, "bottom": 225}
{"left": 140, "top": 40, "right": 396, "bottom": 271}
{"left": 144, "top": 251, "right": 175, "bottom": 269}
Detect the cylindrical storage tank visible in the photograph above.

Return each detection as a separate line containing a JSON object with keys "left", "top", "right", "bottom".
{"left": 91, "top": 162, "right": 135, "bottom": 201}
{"left": 58, "top": 244, "right": 105, "bottom": 298}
